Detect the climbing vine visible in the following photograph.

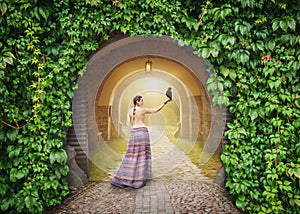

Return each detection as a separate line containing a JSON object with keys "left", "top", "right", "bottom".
{"left": 0, "top": 0, "right": 299, "bottom": 213}
{"left": 198, "top": 1, "right": 300, "bottom": 213}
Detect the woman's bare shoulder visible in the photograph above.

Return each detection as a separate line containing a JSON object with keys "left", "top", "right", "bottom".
{"left": 128, "top": 108, "right": 134, "bottom": 114}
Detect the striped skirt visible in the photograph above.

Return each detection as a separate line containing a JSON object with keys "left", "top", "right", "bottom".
{"left": 111, "top": 127, "right": 152, "bottom": 188}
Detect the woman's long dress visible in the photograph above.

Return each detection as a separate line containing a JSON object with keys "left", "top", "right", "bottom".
{"left": 111, "top": 127, "right": 152, "bottom": 188}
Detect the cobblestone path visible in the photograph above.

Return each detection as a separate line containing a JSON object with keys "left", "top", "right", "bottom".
{"left": 46, "top": 135, "right": 242, "bottom": 213}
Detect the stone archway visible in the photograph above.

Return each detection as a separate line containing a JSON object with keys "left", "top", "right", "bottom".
{"left": 71, "top": 35, "right": 226, "bottom": 176}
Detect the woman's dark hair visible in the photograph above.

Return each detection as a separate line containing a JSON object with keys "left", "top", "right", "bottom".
{"left": 132, "top": 95, "right": 142, "bottom": 120}
{"left": 133, "top": 95, "right": 142, "bottom": 106}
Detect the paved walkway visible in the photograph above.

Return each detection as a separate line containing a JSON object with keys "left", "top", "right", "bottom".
{"left": 46, "top": 135, "right": 242, "bottom": 213}
{"left": 46, "top": 180, "right": 241, "bottom": 213}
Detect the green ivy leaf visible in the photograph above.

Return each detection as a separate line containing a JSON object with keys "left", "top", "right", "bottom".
{"left": 287, "top": 17, "right": 296, "bottom": 31}
{"left": 34, "top": 7, "right": 40, "bottom": 20}
{"left": 272, "top": 20, "right": 279, "bottom": 31}
{"left": 0, "top": 197, "right": 14, "bottom": 211}
{"left": 10, "top": 168, "right": 29, "bottom": 182}
{"left": 249, "top": 109, "right": 258, "bottom": 121}
{"left": 267, "top": 40, "right": 276, "bottom": 50}
{"left": 228, "top": 36, "right": 236, "bottom": 46}
{"left": 295, "top": 98, "right": 300, "bottom": 108}
{"left": 0, "top": 130, "right": 6, "bottom": 142}
{"left": 6, "top": 129, "right": 19, "bottom": 141}
{"left": 239, "top": 51, "right": 250, "bottom": 65}
{"left": 40, "top": 7, "right": 49, "bottom": 20}
{"left": 211, "top": 48, "right": 219, "bottom": 58}
{"left": 295, "top": 167, "right": 300, "bottom": 179}
{"left": 0, "top": 61, "right": 5, "bottom": 69}
{"left": 8, "top": 146, "right": 22, "bottom": 158}
{"left": 255, "top": 40, "right": 264, "bottom": 51}
{"left": 55, "top": 165, "right": 69, "bottom": 178}
{"left": 236, "top": 196, "right": 246, "bottom": 211}
{"left": 220, "top": 66, "right": 229, "bottom": 77}
{"left": 229, "top": 69, "right": 237, "bottom": 81}
{"left": 268, "top": 78, "right": 281, "bottom": 90}
{"left": 25, "top": 196, "right": 35, "bottom": 211}
{"left": 120, "top": 24, "right": 130, "bottom": 34}
{"left": 281, "top": 34, "right": 297, "bottom": 46}
{"left": 50, "top": 149, "right": 67, "bottom": 165}
{"left": 280, "top": 19, "right": 288, "bottom": 31}
{"left": 0, "top": 2, "right": 7, "bottom": 16}
{"left": 202, "top": 48, "right": 210, "bottom": 58}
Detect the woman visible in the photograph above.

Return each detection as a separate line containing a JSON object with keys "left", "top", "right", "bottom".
{"left": 111, "top": 95, "right": 171, "bottom": 188}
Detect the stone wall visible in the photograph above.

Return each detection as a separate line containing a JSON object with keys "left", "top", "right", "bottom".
{"left": 96, "top": 105, "right": 111, "bottom": 141}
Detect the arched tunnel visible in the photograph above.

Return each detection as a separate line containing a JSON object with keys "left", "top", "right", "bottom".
{"left": 70, "top": 35, "right": 226, "bottom": 180}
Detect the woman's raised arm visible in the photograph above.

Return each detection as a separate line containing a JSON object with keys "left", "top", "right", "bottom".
{"left": 143, "top": 100, "right": 171, "bottom": 114}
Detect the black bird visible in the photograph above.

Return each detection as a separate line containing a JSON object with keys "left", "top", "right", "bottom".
{"left": 166, "top": 87, "right": 172, "bottom": 100}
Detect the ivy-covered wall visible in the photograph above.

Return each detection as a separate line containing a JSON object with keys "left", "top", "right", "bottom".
{"left": 0, "top": 0, "right": 299, "bottom": 213}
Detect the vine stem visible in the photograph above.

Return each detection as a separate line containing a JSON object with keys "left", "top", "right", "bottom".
{"left": 2, "top": 9, "right": 75, "bottom": 129}
{"left": 198, "top": 1, "right": 210, "bottom": 25}
{"left": 1, "top": 33, "right": 42, "bottom": 129}
{"left": 1, "top": 66, "right": 41, "bottom": 129}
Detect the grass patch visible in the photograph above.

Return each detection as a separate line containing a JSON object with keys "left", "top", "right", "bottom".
{"left": 106, "top": 138, "right": 128, "bottom": 154}
{"left": 170, "top": 136, "right": 222, "bottom": 180}
{"left": 89, "top": 138, "right": 128, "bottom": 181}
{"left": 89, "top": 161, "right": 109, "bottom": 181}
{"left": 188, "top": 140, "right": 222, "bottom": 179}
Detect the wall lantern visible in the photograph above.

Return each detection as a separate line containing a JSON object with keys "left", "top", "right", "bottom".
{"left": 145, "top": 57, "right": 152, "bottom": 72}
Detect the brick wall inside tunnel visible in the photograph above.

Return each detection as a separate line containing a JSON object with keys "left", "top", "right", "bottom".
{"left": 193, "top": 94, "right": 211, "bottom": 143}
{"left": 96, "top": 105, "right": 110, "bottom": 141}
